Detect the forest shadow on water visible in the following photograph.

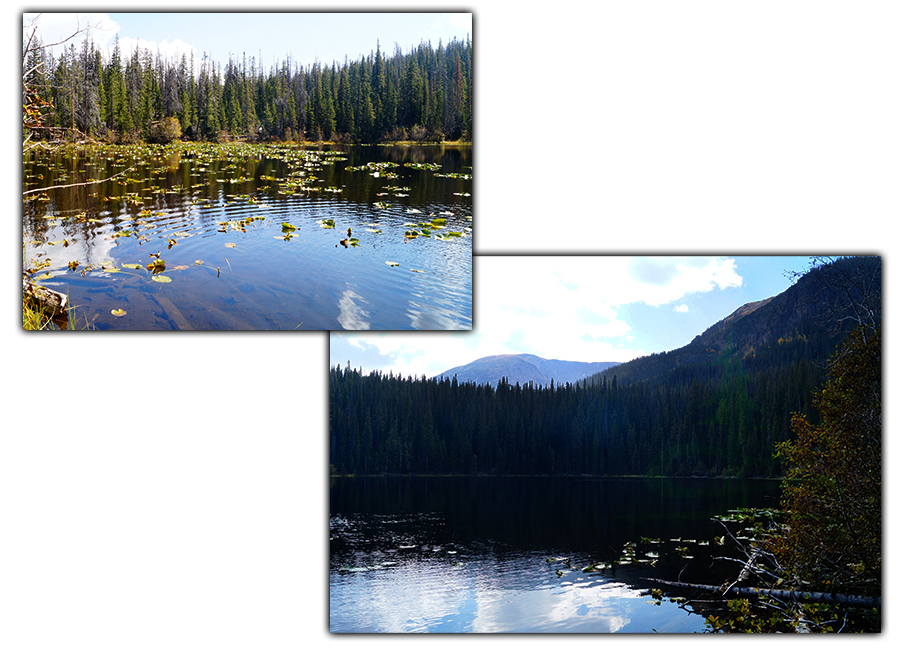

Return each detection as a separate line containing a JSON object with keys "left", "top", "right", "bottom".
{"left": 23, "top": 142, "right": 472, "bottom": 330}
{"left": 329, "top": 476, "right": 782, "bottom": 633}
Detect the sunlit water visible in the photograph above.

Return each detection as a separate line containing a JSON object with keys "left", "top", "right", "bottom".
{"left": 23, "top": 143, "right": 472, "bottom": 330}
{"left": 330, "top": 477, "right": 782, "bottom": 633}
{"left": 330, "top": 521, "right": 704, "bottom": 633}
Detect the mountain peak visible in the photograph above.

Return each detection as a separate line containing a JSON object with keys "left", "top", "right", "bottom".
{"left": 434, "top": 353, "right": 619, "bottom": 388}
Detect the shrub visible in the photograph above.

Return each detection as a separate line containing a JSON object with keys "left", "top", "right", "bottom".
{"left": 149, "top": 117, "right": 182, "bottom": 143}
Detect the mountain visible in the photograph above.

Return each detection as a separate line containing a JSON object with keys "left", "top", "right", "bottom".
{"left": 434, "top": 353, "right": 619, "bottom": 388}
{"left": 330, "top": 256, "right": 881, "bottom": 479}
{"left": 586, "top": 255, "right": 882, "bottom": 388}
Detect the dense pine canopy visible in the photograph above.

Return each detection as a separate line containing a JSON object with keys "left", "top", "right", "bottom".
{"left": 24, "top": 33, "right": 472, "bottom": 144}
{"left": 329, "top": 337, "right": 827, "bottom": 479}
{"left": 330, "top": 257, "right": 880, "bottom": 479}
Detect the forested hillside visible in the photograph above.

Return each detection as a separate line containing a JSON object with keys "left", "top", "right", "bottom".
{"left": 23, "top": 30, "right": 472, "bottom": 144}
{"left": 330, "top": 345, "right": 822, "bottom": 478}
{"left": 330, "top": 257, "right": 881, "bottom": 478}
{"left": 584, "top": 256, "right": 881, "bottom": 389}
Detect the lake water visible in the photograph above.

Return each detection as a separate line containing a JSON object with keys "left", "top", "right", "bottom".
{"left": 23, "top": 143, "right": 472, "bottom": 330}
{"left": 329, "top": 476, "right": 782, "bottom": 633}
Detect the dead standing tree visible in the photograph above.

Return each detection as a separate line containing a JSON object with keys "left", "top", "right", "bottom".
{"left": 22, "top": 14, "right": 112, "bottom": 149}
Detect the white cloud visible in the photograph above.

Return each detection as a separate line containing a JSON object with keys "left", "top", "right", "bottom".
{"left": 469, "top": 256, "right": 740, "bottom": 362}
{"left": 117, "top": 37, "right": 197, "bottom": 64}
{"left": 24, "top": 13, "right": 119, "bottom": 53}
{"left": 442, "top": 13, "right": 472, "bottom": 34}
{"left": 24, "top": 13, "right": 197, "bottom": 68}
{"left": 331, "top": 256, "right": 744, "bottom": 374}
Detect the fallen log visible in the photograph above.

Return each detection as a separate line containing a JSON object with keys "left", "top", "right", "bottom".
{"left": 23, "top": 278, "right": 69, "bottom": 324}
{"left": 646, "top": 577, "right": 880, "bottom": 608}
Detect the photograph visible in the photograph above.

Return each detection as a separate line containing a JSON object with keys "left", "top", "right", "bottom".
{"left": 22, "top": 11, "right": 472, "bottom": 330}
{"left": 329, "top": 255, "right": 881, "bottom": 633}
{"left": 9, "top": 1, "right": 893, "bottom": 649}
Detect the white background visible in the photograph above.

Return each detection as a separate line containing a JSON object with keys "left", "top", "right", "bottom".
{"left": 5, "top": 1, "right": 896, "bottom": 649}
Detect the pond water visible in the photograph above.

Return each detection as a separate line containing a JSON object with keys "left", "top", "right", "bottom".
{"left": 23, "top": 142, "right": 472, "bottom": 330}
{"left": 329, "top": 476, "right": 782, "bottom": 633}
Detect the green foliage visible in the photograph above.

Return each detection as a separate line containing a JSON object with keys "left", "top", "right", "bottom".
{"left": 775, "top": 326, "right": 881, "bottom": 597}
{"left": 329, "top": 347, "right": 827, "bottom": 478}
{"left": 25, "top": 31, "right": 472, "bottom": 144}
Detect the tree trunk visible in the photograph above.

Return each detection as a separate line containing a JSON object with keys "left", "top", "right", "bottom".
{"left": 647, "top": 577, "right": 880, "bottom": 608}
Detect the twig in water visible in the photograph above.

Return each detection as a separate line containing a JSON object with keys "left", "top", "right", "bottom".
{"left": 23, "top": 165, "right": 137, "bottom": 196}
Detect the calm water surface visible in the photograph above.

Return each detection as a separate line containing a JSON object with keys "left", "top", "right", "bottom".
{"left": 329, "top": 476, "right": 781, "bottom": 633}
{"left": 23, "top": 143, "right": 472, "bottom": 330}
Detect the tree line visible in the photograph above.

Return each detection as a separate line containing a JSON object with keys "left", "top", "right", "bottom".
{"left": 23, "top": 30, "right": 472, "bottom": 144}
{"left": 330, "top": 257, "right": 881, "bottom": 479}
{"left": 329, "top": 331, "right": 835, "bottom": 479}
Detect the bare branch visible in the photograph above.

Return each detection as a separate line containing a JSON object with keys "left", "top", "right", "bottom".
{"left": 23, "top": 165, "right": 136, "bottom": 196}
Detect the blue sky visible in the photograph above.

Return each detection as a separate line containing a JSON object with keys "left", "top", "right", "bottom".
{"left": 329, "top": 255, "right": 813, "bottom": 378}
{"left": 23, "top": 10, "right": 472, "bottom": 69}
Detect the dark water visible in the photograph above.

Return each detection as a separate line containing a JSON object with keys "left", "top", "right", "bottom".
{"left": 23, "top": 143, "right": 472, "bottom": 330}
{"left": 329, "top": 476, "right": 782, "bottom": 633}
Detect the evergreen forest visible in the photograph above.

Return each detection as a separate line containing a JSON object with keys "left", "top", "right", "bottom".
{"left": 330, "top": 257, "right": 880, "bottom": 479}
{"left": 330, "top": 342, "right": 825, "bottom": 479}
{"left": 23, "top": 29, "right": 472, "bottom": 144}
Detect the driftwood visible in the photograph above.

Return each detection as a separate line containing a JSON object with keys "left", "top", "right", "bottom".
{"left": 647, "top": 577, "right": 881, "bottom": 608}
{"left": 22, "top": 165, "right": 136, "bottom": 196}
{"left": 23, "top": 278, "right": 69, "bottom": 326}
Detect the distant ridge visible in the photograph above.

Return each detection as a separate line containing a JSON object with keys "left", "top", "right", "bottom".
{"left": 586, "top": 255, "right": 882, "bottom": 387}
{"left": 434, "top": 353, "right": 619, "bottom": 388}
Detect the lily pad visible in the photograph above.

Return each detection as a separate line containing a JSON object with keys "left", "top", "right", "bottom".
{"left": 151, "top": 275, "right": 172, "bottom": 283}
{"left": 111, "top": 309, "right": 127, "bottom": 317}
{"left": 122, "top": 263, "right": 144, "bottom": 269}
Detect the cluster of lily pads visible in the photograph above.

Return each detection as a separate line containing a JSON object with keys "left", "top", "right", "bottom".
{"left": 25, "top": 141, "right": 473, "bottom": 290}
{"left": 345, "top": 161, "right": 400, "bottom": 179}
{"left": 545, "top": 533, "right": 729, "bottom": 582}
{"left": 24, "top": 141, "right": 358, "bottom": 208}
{"left": 336, "top": 542, "right": 463, "bottom": 574}
{"left": 403, "top": 215, "right": 467, "bottom": 241}
{"left": 545, "top": 507, "right": 783, "bottom": 587}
